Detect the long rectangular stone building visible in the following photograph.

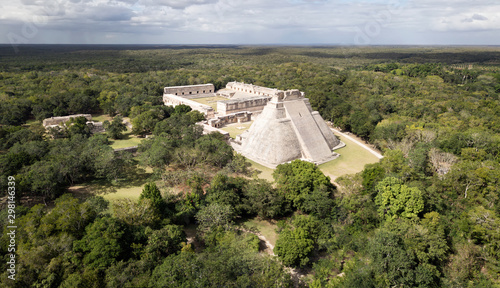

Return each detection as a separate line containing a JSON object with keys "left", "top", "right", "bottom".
{"left": 43, "top": 114, "right": 92, "bottom": 127}
{"left": 163, "top": 84, "right": 216, "bottom": 118}
{"left": 163, "top": 94, "right": 215, "bottom": 119}
{"left": 164, "top": 84, "right": 215, "bottom": 96}
{"left": 217, "top": 96, "right": 270, "bottom": 115}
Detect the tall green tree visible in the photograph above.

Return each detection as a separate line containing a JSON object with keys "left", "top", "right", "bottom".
{"left": 73, "top": 217, "right": 129, "bottom": 270}
{"left": 140, "top": 182, "right": 164, "bottom": 211}
{"left": 273, "top": 160, "right": 335, "bottom": 212}
{"left": 103, "top": 115, "right": 127, "bottom": 139}
{"left": 375, "top": 177, "right": 424, "bottom": 220}
{"left": 274, "top": 226, "right": 315, "bottom": 267}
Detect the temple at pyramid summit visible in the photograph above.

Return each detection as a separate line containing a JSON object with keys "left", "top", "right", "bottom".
{"left": 163, "top": 81, "right": 344, "bottom": 168}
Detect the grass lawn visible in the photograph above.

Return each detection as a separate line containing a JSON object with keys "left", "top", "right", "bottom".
{"left": 319, "top": 133, "right": 380, "bottom": 180}
{"left": 247, "top": 159, "right": 275, "bottom": 182}
{"left": 91, "top": 114, "right": 141, "bottom": 149}
{"left": 68, "top": 166, "right": 153, "bottom": 202}
{"left": 92, "top": 114, "right": 113, "bottom": 122}
{"left": 109, "top": 132, "right": 143, "bottom": 149}
{"left": 191, "top": 96, "right": 228, "bottom": 110}
{"left": 69, "top": 179, "right": 147, "bottom": 201}
{"left": 25, "top": 119, "right": 41, "bottom": 126}
{"left": 242, "top": 218, "right": 279, "bottom": 247}
{"left": 220, "top": 121, "right": 253, "bottom": 139}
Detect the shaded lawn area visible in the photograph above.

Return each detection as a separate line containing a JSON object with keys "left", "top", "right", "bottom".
{"left": 319, "top": 133, "right": 380, "bottom": 180}
{"left": 191, "top": 96, "right": 228, "bottom": 110}
{"left": 220, "top": 121, "right": 253, "bottom": 139}
{"left": 241, "top": 218, "right": 278, "bottom": 247}
{"left": 91, "top": 114, "right": 113, "bottom": 122}
{"left": 90, "top": 114, "right": 141, "bottom": 149}
{"left": 68, "top": 166, "right": 153, "bottom": 201}
{"left": 25, "top": 119, "right": 41, "bottom": 126}
{"left": 109, "top": 131, "right": 144, "bottom": 149}
{"left": 247, "top": 159, "right": 274, "bottom": 182}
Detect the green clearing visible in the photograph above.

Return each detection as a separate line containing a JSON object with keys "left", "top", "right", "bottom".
{"left": 319, "top": 133, "right": 381, "bottom": 180}
{"left": 247, "top": 159, "right": 275, "bottom": 182}
{"left": 241, "top": 218, "right": 278, "bottom": 247}
{"left": 91, "top": 114, "right": 141, "bottom": 149}
{"left": 191, "top": 96, "right": 228, "bottom": 110}
{"left": 68, "top": 166, "right": 153, "bottom": 202}
{"left": 92, "top": 114, "right": 113, "bottom": 122}
{"left": 220, "top": 121, "right": 253, "bottom": 139}
{"left": 109, "top": 132, "right": 143, "bottom": 149}
{"left": 25, "top": 119, "right": 41, "bottom": 126}
{"left": 71, "top": 179, "right": 146, "bottom": 201}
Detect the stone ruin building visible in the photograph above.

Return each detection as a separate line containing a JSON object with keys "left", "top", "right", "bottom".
{"left": 163, "top": 82, "right": 343, "bottom": 168}
{"left": 43, "top": 114, "right": 93, "bottom": 127}
{"left": 42, "top": 114, "right": 105, "bottom": 134}
{"left": 163, "top": 84, "right": 216, "bottom": 118}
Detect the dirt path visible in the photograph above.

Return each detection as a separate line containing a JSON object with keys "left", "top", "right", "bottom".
{"left": 330, "top": 127, "right": 384, "bottom": 159}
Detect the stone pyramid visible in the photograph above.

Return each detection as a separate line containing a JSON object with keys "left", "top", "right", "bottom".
{"left": 234, "top": 89, "right": 341, "bottom": 168}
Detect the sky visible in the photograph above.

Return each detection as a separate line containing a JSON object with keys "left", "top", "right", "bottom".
{"left": 1, "top": 0, "right": 499, "bottom": 45}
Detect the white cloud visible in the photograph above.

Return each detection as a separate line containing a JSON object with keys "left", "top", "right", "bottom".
{"left": 1, "top": 0, "right": 499, "bottom": 44}
{"left": 140, "top": 0, "right": 218, "bottom": 9}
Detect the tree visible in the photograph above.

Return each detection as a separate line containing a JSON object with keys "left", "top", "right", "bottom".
{"left": 98, "top": 90, "right": 118, "bottom": 115}
{"left": 375, "top": 177, "right": 424, "bottom": 220}
{"left": 67, "top": 116, "right": 92, "bottom": 138}
{"left": 132, "top": 110, "right": 163, "bottom": 136}
{"left": 273, "top": 160, "right": 335, "bottom": 212}
{"left": 173, "top": 104, "right": 192, "bottom": 114}
{"left": 103, "top": 115, "right": 127, "bottom": 139}
{"left": 302, "top": 184, "right": 336, "bottom": 218}
{"left": 205, "top": 174, "right": 247, "bottom": 216}
{"left": 139, "top": 136, "right": 174, "bottom": 175}
{"left": 361, "top": 162, "right": 386, "bottom": 195}
{"left": 38, "top": 194, "right": 107, "bottom": 238}
{"left": 195, "top": 133, "right": 234, "bottom": 168}
{"left": 73, "top": 217, "right": 128, "bottom": 270}
{"left": 143, "top": 225, "right": 186, "bottom": 263}
{"left": 112, "top": 198, "right": 161, "bottom": 227}
{"left": 195, "top": 203, "right": 234, "bottom": 235}
{"left": 225, "top": 152, "right": 251, "bottom": 175}
{"left": 274, "top": 226, "right": 314, "bottom": 267}
{"left": 140, "top": 182, "right": 164, "bottom": 212}
{"left": 149, "top": 231, "right": 293, "bottom": 287}
{"left": 243, "top": 179, "right": 289, "bottom": 219}
{"left": 369, "top": 229, "right": 416, "bottom": 287}
{"left": 23, "top": 160, "right": 64, "bottom": 200}
{"left": 105, "top": 260, "right": 151, "bottom": 288}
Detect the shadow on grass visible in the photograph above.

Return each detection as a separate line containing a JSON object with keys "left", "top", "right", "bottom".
{"left": 109, "top": 132, "right": 144, "bottom": 150}
{"left": 69, "top": 165, "right": 152, "bottom": 199}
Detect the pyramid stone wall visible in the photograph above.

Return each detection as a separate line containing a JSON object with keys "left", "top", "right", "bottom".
{"left": 283, "top": 100, "right": 334, "bottom": 163}
{"left": 237, "top": 90, "right": 341, "bottom": 168}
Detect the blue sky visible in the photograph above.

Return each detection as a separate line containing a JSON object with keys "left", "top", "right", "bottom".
{"left": 1, "top": 0, "right": 499, "bottom": 45}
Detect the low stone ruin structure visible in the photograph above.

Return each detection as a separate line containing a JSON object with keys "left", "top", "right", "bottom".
{"left": 43, "top": 114, "right": 92, "bottom": 127}
{"left": 42, "top": 114, "right": 105, "bottom": 134}
{"left": 217, "top": 97, "right": 270, "bottom": 116}
{"left": 162, "top": 94, "right": 215, "bottom": 119}
{"left": 164, "top": 84, "right": 214, "bottom": 96}
{"left": 89, "top": 121, "right": 105, "bottom": 133}
{"left": 207, "top": 111, "right": 252, "bottom": 128}
{"left": 163, "top": 84, "right": 216, "bottom": 119}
